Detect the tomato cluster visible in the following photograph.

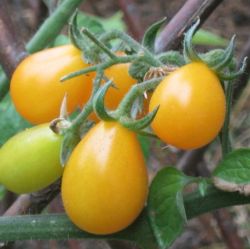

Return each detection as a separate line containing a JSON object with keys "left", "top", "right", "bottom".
{"left": 1, "top": 34, "right": 227, "bottom": 235}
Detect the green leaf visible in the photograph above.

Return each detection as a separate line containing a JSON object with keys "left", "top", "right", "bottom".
{"left": 213, "top": 149, "right": 250, "bottom": 195}
{"left": 77, "top": 11, "right": 126, "bottom": 34}
{"left": 0, "top": 94, "right": 30, "bottom": 146}
{"left": 193, "top": 29, "right": 228, "bottom": 47}
{"left": 99, "top": 12, "right": 126, "bottom": 32}
{"left": 77, "top": 12, "right": 105, "bottom": 34}
{"left": 53, "top": 34, "right": 70, "bottom": 46}
{"left": 148, "top": 167, "right": 193, "bottom": 249}
{"left": 142, "top": 18, "right": 166, "bottom": 52}
{"left": 213, "top": 149, "right": 250, "bottom": 183}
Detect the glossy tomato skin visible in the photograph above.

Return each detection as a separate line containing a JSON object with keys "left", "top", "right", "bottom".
{"left": 10, "top": 45, "right": 94, "bottom": 124}
{"left": 62, "top": 121, "right": 148, "bottom": 235}
{"left": 149, "top": 62, "right": 226, "bottom": 150}
{"left": 0, "top": 124, "right": 63, "bottom": 194}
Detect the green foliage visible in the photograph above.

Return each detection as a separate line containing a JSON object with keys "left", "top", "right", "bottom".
{"left": 148, "top": 167, "right": 194, "bottom": 249}
{"left": 142, "top": 18, "right": 166, "bottom": 52}
{"left": 53, "top": 34, "right": 70, "bottom": 46}
{"left": 193, "top": 29, "right": 228, "bottom": 47}
{"left": 0, "top": 95, "right": 30, "bottom": 146}
{"left": 77, "top": 11, "right": 126, "bottom": 34}
{"left": 213, "top": 149, "right": 250, "bottom": 184}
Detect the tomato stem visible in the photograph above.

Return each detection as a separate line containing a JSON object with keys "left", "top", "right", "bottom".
{"left": 81, "top": 28, "right": 118, "bottom": 60}
{"left": 92, "top": 80, "right": 116, "bottom": 121}
{"left": 26, "top": 0, "right": 85, "bottom": 53}
{"left": 61, "top": 55, "right": 137, "bottom": 82}
{"left": 1, "top": 185, "right": 250, "bottom": 246}
{"left": 220, "top": 80, "right": 233, "bottom": 156}
{"left": 114, "top": 77, "right": 163, "bottom": 119}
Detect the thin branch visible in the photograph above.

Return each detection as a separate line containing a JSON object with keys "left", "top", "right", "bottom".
{"left": 233, "top": 37, "right": 250, "bottom": 102}
{"left": 155, "top": 0, "right": 224, "bottom": 53}
{"left": 117, "top": 0, "right": 144, "bottom": 40}
{"left": 3, "top": 180, "right": 61, "bottom": 216}
{"left": 213, "top": 209, "right": 245, "bottom": 249}
{"left": 177, "top": 146, "right": 208, "bottom": 174}
{"left": 26, "top": 0, "right": 85, "bottom": 53}
{"left": 0, "top": 1, "right": 27, "bottom": 77}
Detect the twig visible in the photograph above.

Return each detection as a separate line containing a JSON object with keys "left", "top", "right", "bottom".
{"left": 26, "top": 0, "right": 85, "bottom": 53}
{"left": 3, "top": 180, "right": 61, "bottom": 216}
{"left": 117, "top": 0, "right": 144, "bottom": 40}
{"left": 0, "top": 0, "right": 27, "bottom": 77}
{"left": 177, "top": 147, "right": 208, "bottom": 174}
{"left": 155, "top": 0, "right": 224, "bottom": 53}
{"left": 213, "top": 210, "right": 245, "bottom": 249}
{"left": 233, "top": 37, "right": 250, "bottom": 102}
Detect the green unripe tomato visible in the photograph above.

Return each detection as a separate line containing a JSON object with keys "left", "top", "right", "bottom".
{"left": 0, "top": 124, "right": 63, "bottom": 194}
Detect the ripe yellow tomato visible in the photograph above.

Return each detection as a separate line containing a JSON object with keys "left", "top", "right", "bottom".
{"left": 0, "top": 124, "right": 63, "bottom": 194}
{"left": 61, "top": 121, "right": 148, "bottom": 235}
{"left": 149, "top": 62, "right": 226, "bottom": 150}
{"left": 10, "top": 44, "right": 94, "bottom": 124}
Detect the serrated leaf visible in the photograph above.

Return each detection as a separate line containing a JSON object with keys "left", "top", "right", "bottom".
{"left": 148, "top": 167, "right": 193, "bottom": 249}
{"left": 213, "top": 149, "right": 250, "bottom": 195}
{"left": 0, "top": 94, "right": 30, "bottom": 146}
{"left": 142, "top": 18, "right": 166, "bottom": 52}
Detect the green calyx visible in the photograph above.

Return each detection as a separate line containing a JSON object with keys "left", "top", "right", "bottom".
{"left": 92, "top": 80, "right": 115, "bottom": 121}
{"left": 119, "top": 106, "right": 159, "bottom": 131}
{"left": 183, "top": 19, "right": 246, "bottom": 81}
{"left": 61, "top": 15, "right": 247, "bottom": 159}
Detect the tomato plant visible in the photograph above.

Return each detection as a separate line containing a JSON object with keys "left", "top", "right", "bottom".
{"left": 149, "top": 62, "right": 226, "bottom": 150}
{"left": 0, "top": 124, "right": 63, "bottom": 194}
{"left": 61, "top": 121, "right": 148, "bottom": 235}
{"left": 10, "top": 44, "right": 94, "bottom": 125}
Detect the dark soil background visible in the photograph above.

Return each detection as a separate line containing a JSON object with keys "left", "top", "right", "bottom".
{"left": 2, "top": 0, "right": 250, "bottom": 249}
